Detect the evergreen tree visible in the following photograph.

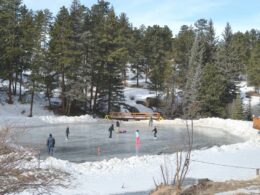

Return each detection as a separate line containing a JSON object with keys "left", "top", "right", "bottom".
{"left": 49, "top": 6, "right": 74, "bottom": 114}
{"left": 63, "top": 0, "right": 87, "bottom": 115}
{"left": 198, "top": 63, "right": 226, "bottom": 117}
{"left": 183, "top": 33, "right": 205, "bottom": 118}
{"left": 39, "top": 9, "right": 55, "bottom": 108}
{"left": 218, "top": 23, "right": 240, "bottom": 80}
{"left": 0, "top": 0, "right": 22, "bottom": 104}
{"left": 80, "top": 8, "right": 95, "bottom": 112}
{"left": 97, "top": 9, "right": 125, "bottom": 113}
{"left": 28, "top": 10, "right": 51, "bottom": 117}
{"left": 18, "top": 6, "right": 34, "bottom": 101}
{"left": 130, "top": 27, "right": 146, "bottom": 87}
{"left": 232, "top": 32, "right": 250, "bottom": 75}
{"left": 144, "top": 25, "right": 173, "bottom": 93}
{"left": 231, "top": 94, "right": 244, "bottom": 120}
{"left": 216, "top": 23, "right": 237, "bottom": 109}
{"left": 88, "top": 0, "right": 111, "bottom": 112}
{"left": 248, "top": 41, "right": 260, "bottom": 92}
{"left": 117, "top": 13, "right": 132, "bottom": 84}
{"left": 183, "top": 19, "right": 218, "bottom": 118}
{"left": 172, "top": 25, "right": 195, "bottom": 88}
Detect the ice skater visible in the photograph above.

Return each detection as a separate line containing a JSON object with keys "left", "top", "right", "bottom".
{"left": 46, "top": 134, "right": 55, "bottom": 156}
{"left": 66, "top": 126, "right": 70, "bottom": 140}
{"left": 108, "top": 124, "right": 114, "bottom": 138}
{"left": 116, "top": 120, "right": 120, "bottom": 133}
{"left": 152, "top": 126, "right": 158, "bottom": 139}
{"left": 135, "top": 130, "right": 140, "bottom": 144}
{"left": 149, "top": 115, "right": 153, "bottom": 127}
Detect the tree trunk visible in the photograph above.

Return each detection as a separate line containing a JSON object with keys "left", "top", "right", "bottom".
{"left": 107, "top": 63, "right": 112, "bottom": 114}
{"left": 123, "top": 66, "right": 127, "bottom": 86}
{"left": 28, "top": 82, "right": 35, "bottom": 117}
{"left": 13, "top": 72, "right": 18, "bottom": 95}
{"left": 61, "top": 64, "right": 66, "bottom": 114}
{"left": 84, "top": 86, "right": 88, "bottom": 112}
{"left": 145, "top": 68, "right": 148, "bottom": 83}
{"left": 18, "top": 71, "right": 22, "bottom": 102}
{"left": 90, "top": 81, "right": 94, "bottom": 111}
{"left": 93, "top": 84, "right": 99, "bottom": 112}
{"left": 136, "top": 66, "right": 139, "bottom": 87}
{"left": 8, "top": 75, "right": 13, "bottom": 104}
{"left": 46, "top": 87, "right": 52, "bottom": 109}
{"left": 67, "top": 99, "right": 71, "bottom": 116}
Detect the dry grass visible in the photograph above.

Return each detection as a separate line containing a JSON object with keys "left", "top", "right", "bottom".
{"left": 152, "top": 177, "right": 260, "bottom": 195}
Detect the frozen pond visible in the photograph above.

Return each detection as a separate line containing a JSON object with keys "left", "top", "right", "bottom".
{"left": 16, "top": 120, "right": 244, "bottom": 163}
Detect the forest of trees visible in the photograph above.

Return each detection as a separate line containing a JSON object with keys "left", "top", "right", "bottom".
{"left": 1, "top": 0, "right": 260, "bottom": 119}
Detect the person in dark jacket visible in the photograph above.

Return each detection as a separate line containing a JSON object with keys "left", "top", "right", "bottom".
{"left": 108, "top": 124, "right": 114, "bottom": 138}
{"left": 47, "top": 134, "right": 55, "bottom": 156}
{"left": 66, "top": 126, "right": 70, "bottom": 139}
{"left": 116, "top": 121, "right": 120, "bottom": 133}
{"left": 152, "top": 126, "right": 157, "bottom": 138}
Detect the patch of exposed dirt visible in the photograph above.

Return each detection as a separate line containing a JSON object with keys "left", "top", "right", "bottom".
{"left": 151, "top": 177, "right": 260, "bottom": 195}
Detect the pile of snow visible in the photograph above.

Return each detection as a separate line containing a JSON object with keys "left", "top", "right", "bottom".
{"left": 39, "top": 114, "right": 97, "bottom": 124}
{"left": 170, "top": 118, "right": 257, "bottom": 140}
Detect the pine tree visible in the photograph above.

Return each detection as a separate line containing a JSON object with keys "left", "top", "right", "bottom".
{"left": 231, "top": 94, "right": 244, "bottom": 120}
{"left": 28, "top": 10, "right": 51, "bottom": 117}
{"left": 62, "top": 0, "right": 87, "bottom": 115}
{"left": 248, "top": 41, "right": 260, "bottom": 92}
{"left": 97, "top": 9, "right": 125, "bottom": 114}
{"left": 172, "top": 25, "right": 195, "bottom": 88}
{"left": 39, "top": 9, "right": 55, "bottom": 108}
{"left": 216, "top": 23, "right": 237, "bottom": 107}
{"left": 88, "top": 0, "right": 111, "bottom": 112}
{"left": 232, "top": 32, "right": 250, "bottom": 75}
{"left": 0, "top": 0, "right": 22, "bottom": 104}
{"left": 18, "top": 5, "right": 34, "bottom": 101}
{"left": 49, "top": 6, "right": 74, "bottom": 114}
{"left": 117, "top": 13, "right": 132, "bottom": 84}
{"left": 183, "top": 33, "right": 205, "bottom": 118}
{"left": 81, "top": 9, "right": 95, "bottom": 112}
{"left": 198, "top": 63, "right": 226, "bottom": 117}
{"left": 144, "top": 25, "right": 173, "bottom": 93}
{"left": 130, "top": 27, "right": 146, "bottom": 87}
{"left": 183, "top": 19, "right": 218, "bottom": 118}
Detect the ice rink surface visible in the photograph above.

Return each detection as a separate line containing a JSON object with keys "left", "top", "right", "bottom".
{"left": 16, "top": 120, "right": 243, "bottom": 162}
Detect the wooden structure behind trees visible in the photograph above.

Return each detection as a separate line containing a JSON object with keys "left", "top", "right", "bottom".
{"left": 253, "top": 116, "right": 260, "bottom": 130}
{"left": 107, "top": 112, "right": 162, "bottom": 120}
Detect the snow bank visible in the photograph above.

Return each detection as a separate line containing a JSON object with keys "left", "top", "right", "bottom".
{"left": 39, "top": 114, "right": 97, "bottom": 124}
{"left": 30, "top": 138, "right": 260, "bottom": 195}
{"left": 159, "top": 118, "right": 258, "bottom": 140}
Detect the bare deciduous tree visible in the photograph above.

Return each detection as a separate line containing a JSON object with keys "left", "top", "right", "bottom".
{"left": 152, "top": 120, "right": 193, "bottom": 195}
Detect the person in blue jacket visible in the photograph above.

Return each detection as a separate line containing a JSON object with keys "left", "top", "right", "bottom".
{"left": 108, "top": 124, "right": 114, "bottom": 138}
{"left": 47, "top": 134, "right": 55, "bottom": 156}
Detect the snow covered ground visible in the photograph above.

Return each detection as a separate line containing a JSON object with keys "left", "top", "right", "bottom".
{"left": 15, "top": 118, "right": 260, "bottom": 195}
{"left": 2, "top": 81, "right": 260, "bottom": 194}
